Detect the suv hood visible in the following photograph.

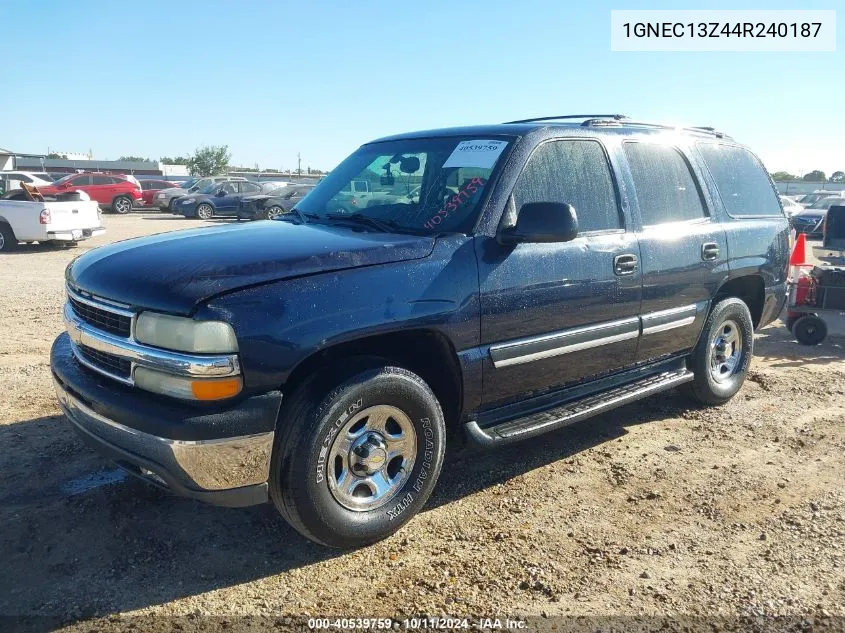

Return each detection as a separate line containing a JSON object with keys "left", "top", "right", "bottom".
{"left": 67, "top": 221, "right": 436, "bottom": 315}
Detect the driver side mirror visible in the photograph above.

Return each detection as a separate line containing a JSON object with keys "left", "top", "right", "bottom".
{"left": 498, "top": 202, "right": 578, "bottom": 245}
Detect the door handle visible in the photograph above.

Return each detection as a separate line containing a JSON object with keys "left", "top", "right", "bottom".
{"left": 613, "top": 253, "right": 638, "bottom": 275}
{"left": 701, "top": 242, "right": 720, "bottom": 261}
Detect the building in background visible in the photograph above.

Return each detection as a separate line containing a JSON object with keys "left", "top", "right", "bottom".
{"left": 0, "top": 147, "right": 47, "bottom": 171}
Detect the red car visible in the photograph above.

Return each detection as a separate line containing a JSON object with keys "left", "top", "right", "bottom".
{"left": 39, "top": 173, "right": 142, "bottom": 214}
{"left": 139, "top": 179, "right": 176, "bottom": 206}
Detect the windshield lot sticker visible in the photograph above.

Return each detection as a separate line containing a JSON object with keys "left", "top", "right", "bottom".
{"left": 443, "top": 140, "right": 507, "bottom": 169}
{"left": 423, "top": 177, "right": 486, "bottom": 229}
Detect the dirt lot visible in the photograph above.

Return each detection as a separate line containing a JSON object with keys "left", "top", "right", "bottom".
{"left": 1, "top": 214, "right": 843, "bottom": 631}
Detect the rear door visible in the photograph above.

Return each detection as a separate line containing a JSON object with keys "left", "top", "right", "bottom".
{"left": 620, "top": 141, "right": 727, "bottom": 362}
{"left": 89, "top": 175, "right": 115, "bottom": 204}
{"left": 477, "top": 138, "right": 642, "bottom": 409}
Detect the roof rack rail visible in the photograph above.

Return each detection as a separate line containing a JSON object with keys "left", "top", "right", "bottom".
{"left": 581, "top": 118, "right": 730, "bottom": 139}
{"left": 503, "top": 114, "right": 629, "bottom": 124}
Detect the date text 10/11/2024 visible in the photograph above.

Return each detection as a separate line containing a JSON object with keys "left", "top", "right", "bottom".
{"left": 307, "top": 617, "right": 528, "bottom": 630}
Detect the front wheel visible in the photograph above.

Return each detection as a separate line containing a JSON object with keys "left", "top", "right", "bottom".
{"left": 196, "top": 203, "right": 214, "bottom": 220}
{"left": 680, "top": 297, "right": 754, "bottom": 406}
{"left": 112, "top": 195, "right": 133, "bottom": 214}
{"left": 270, "top": 364, "right": 446, "bottom": 548}
{"left": 266, "top": 205, "right": 284, "bottom": 219}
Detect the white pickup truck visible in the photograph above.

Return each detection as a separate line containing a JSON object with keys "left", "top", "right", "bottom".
{"left": 0, "top": 195, "right": 105, "bottom": 252}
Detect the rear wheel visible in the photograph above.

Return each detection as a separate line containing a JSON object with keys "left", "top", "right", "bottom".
{"left": 0, "top": 223, "right": 18, "bottom": 252}
{"left": 197, "top": 203, "right": 214, "bottom": 220}
{"left": 112, "top": 195, "right": 133, "bottom": 214}
{"left": 269, "top": 364, "right": 446, "bottom": 548}
{"left": 793, "top": 315, "right": 827, "bottom": 345}
{"left": 680, "top": 297, "right": 754, "bottom": 406}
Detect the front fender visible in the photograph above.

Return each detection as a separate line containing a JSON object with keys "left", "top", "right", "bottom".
{"left": 197, "top": 236, "right": 481, "bottom": 397}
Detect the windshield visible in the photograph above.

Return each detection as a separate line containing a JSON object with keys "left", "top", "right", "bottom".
{"left": 53, "top": 174, "right": 75, "bottom": 185}
{"left": 178, "top": 177, "right": 199, "bottom": 190}
{"left": 810, "top": 197, "right": 845, "bottom": 210}
{"left": 296, "top": 137, "right": 512, "bottom": 234}
{"left": 198, "top": 181, "right": 225, "bottom": 194}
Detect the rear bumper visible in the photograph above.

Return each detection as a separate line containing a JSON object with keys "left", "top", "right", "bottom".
{"left": 46, "top": 227, "right": 105, "bottom": 241}
{"left": 51, "top": 333, "right": 282, "bottom": 507}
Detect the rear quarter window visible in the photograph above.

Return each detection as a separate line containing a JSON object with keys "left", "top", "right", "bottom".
{"left": 697, "top": 143, "right": 782, "bottom": 217}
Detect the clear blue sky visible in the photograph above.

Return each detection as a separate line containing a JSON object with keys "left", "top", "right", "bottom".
{"left": 1, "top": 0, "right": 841, "bottom": 175}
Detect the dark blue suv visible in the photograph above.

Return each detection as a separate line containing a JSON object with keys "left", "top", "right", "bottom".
{"left": 51, "top": 115, "right": 789, "bottom": 547}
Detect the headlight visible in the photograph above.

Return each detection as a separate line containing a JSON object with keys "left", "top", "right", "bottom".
{"left": 135, "top": 312, "right": 238, "bottom": 353}
{"left": 182, "top": 197, "right": 196, "bottom": 204}
{"left": 134, "top": 366, "right": 242, "bottom": 401}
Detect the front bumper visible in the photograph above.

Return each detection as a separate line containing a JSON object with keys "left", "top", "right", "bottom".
{"left": 51, "top": 333, "right": 282, "bottom": 506}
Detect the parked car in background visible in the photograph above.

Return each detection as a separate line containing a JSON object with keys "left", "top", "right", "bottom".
{"left": 138, "top": 179, "right": 176, "bottom": 206}
{"left": 791, "top": 196, "right": 845, "bottom": 238}
{"left": 779, "top": 195, "right": 804, "bottom": 217}
{"left": 796, "top": 190, "right": 843, "bottom": 207}
{"left": 154, "top": 176, "right": 247, "bottom": 212}
{"left": 174, "top": 180, "right": 276, "bottom": 219}
{"left": 237, "top": 184, "right": 315, "bottom": 220}
{"left": 38, "top": 172, "right": 142, "bottom": 214}
{"left": 0, "top": 189, "right": 104, "bottom": 252}
{"left": 0, "top": 171, "right": 54, "bottom": 194}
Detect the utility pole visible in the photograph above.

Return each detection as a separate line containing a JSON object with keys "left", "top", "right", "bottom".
{"left": 297, "top": 153, "right": 301, "bottom": 177}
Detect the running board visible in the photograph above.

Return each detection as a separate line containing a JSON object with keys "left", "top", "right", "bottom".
{"left": 465, "top": 369, "right": 693, "bottom": 448}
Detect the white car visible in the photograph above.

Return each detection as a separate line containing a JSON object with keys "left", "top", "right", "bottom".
{"left": 779, "top": 195, "right": 804, "bottom": 217}
{"left": 0, "top": 171, "right": 54, "bottom": 191}
{"left": 0, "top": 193, "right": 104, "bottom": 252}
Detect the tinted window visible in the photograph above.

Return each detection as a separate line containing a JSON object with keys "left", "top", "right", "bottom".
{"left": 512, "top": 140, "right": 620, "bottom": 232}
{"left": 71, "top": 176, "right": 91, "bottom": 186}
{"left": 624, "top": 143, "right": 706, "bottom": 225}
{"left": 92, "top": 175, "right": 112, "bottom": 185}
{"left": 697, "top": 143, "right": 782, "bottom": 217}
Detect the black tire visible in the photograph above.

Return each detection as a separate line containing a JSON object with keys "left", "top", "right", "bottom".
{"left": 0, "top": 222, "right": 18, "bottom": 252}
{"left": 196, "top": 203, "right": 214, "bottom": 220}
{"left": 168, "top": 199, "right": 180, "bottom": 213}
{"left": 680, "top": 297, "right": 754, "bottom": 406}
{"left": 785, "top": 315, "right": 799, "bottom": 332}
{"left": 112, "top": 195, "right": 133, "bottom": 214}
{"left": 269, "top": 364, "right": 446, "bottom": 548}
{"left": 793, "top": 315, "right": 827, "bottom": 346}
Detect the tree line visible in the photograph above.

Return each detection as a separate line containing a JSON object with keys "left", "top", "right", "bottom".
{"left": 770, "top": 170, "right": 845, "bottom": 183}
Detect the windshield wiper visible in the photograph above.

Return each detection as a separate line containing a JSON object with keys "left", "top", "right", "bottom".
{"left": 285, "top": 207, "right": 319, "bottom": 224}
{"left": 324, "top": 212, "right": 401, "bottom": 233}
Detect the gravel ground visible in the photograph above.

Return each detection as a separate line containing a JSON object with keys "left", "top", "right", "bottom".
{"left": 0, "top": 215, "right": 843, "bottom": 631}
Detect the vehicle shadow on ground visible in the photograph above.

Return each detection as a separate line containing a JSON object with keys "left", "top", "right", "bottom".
{"left": 754, "top": 323, "right": 845, "bottom": 369}
{"left": 0, "top": 390, "right": 683, "bottom": 629}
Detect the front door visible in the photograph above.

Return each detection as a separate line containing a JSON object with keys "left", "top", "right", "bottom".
{"left": 620, "top": 141, "right": 727, "bottom": 362}
{"left": 477, "top": 138, "right": 642, "bottom": 410}
{"left": 213, "top": 182, "right": 242, "bottom": 215}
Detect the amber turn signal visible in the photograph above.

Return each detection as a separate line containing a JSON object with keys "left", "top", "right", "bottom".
{"left": 190, "top": 377, "right": 243, "bottom": 401}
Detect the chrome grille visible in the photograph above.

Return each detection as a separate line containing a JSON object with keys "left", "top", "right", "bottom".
{"left": 76, "top": 344, "right": 132, "bottom": 380}
{"left": 68, "top": 294, "right": 132, "bottom": 338}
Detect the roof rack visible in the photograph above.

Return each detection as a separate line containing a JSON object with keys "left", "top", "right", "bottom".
{"left": 581, "top": 118, "right": 730, "bottom": 139}
{"left": 503, "top": 114, "right": 629, "bottom": 124}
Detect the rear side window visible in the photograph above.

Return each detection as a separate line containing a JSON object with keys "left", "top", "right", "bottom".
{"left": 623, "top": 143, "right": 706, "bottom": 225}
{"left": 697, "top": 143, "right": 782, "bottom": 217}
{"left": 92, "top": 175, "right": 112, "bottom": 185}
{"left": 513, "top": 139, "right": 621, "bottom": 232}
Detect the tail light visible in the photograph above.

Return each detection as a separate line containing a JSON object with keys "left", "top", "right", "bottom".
{"left": 39, "top": 209, "right": 51, "bottom": 225}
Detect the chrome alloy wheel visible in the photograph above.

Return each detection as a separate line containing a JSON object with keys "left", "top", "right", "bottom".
{"left": 327, "top": 405, "right": 417, "bottom": 512}
{"left": 710, "top": 318, "right": 743, "bottom": 383}
{"left": 114, "top": 197, "right": 132, "bottom": 214}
